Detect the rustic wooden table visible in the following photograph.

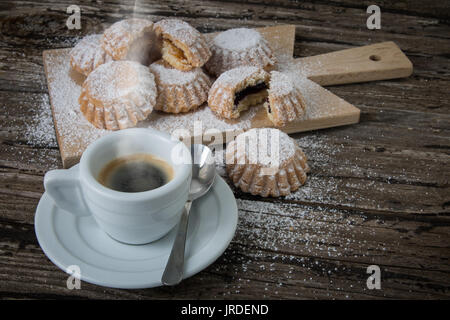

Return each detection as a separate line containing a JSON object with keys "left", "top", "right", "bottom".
{"left": 0, "top": 1, "right": 449, "bottom": 299}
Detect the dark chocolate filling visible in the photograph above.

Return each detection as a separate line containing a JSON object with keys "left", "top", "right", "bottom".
{"left": 233, "top": 82, "right": 268, "bottom": 106}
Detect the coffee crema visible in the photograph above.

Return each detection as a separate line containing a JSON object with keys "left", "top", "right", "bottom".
{"left": 97, "top": 153, "right": 174, "bottom": 193}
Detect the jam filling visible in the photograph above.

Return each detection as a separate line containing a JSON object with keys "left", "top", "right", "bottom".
{"left": 163, "top": 39, "right": 188, "bottom": 62}
{"left": 266, "top": 98, "right": 271, "bottom": 113}
{"left": 233, "top": 82, "right": 268, "bottom": 106}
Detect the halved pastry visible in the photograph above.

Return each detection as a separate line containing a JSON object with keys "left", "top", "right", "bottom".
{"left": 208, "top": 66, "right": 270, "bottom": 119}
{"left": 79, "top": 60, "right": 157, "bottom": 130}
{"left": 205, "top": 28, "right": 276, "bottom": 76}
{"left": 226, "top": 128, "right": 309, "bottom": 197}
{"left": 149, "top": 59, "right": 211, "bottom": 113}
{"left": 153, "top": 19, "right": 211, "bottom": 71}
{"left": 70, "top": 34, "right": 112, "bottom": 76}
{"left": 208, "top": 67, "right": 307, "bottom": 126}
{"left": 265, "top": 71, "right": 307, "bottom": 127}
{"left": 102, "top": 18, "right": 159, "bottom": 65}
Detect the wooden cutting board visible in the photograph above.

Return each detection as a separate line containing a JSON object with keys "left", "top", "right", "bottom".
{"left": 42, "top": 25, "right": 412, "bottom": 168}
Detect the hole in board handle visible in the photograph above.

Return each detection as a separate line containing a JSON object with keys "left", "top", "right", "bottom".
{"left": 369, "top": 55, "right": 381, "bottom": 61}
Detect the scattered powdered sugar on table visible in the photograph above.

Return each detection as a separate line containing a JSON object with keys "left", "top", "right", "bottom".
{"left": 286, "top": 134, "right": 343, "bottom": 203}
{"left": 209, "top": 131, "right": 382, "bottom": 298}
{"left": 210, "top": 195, "right": 377, "bottom": 298}
{"left": 25, "top": 94, "right": 57, "bottom": 148}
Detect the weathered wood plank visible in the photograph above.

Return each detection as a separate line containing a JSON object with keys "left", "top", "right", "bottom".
{"left": 0, "top": 0, "right": 449, "bottom": 299}
{"left": 2, "top": 1, "right": 449, "bottom": 54}
{"left": 222, "top": 0, "right": 450, "bottom": 20}
{"left": 0, "top": 198, "right": 449, "bottom": 299}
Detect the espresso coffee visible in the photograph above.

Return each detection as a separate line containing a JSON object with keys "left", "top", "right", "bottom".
{"left": 98, "top": 154, "right": 173, "bottom": 193}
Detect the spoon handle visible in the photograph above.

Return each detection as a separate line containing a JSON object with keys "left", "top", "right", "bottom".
{"left": 161, "top": 200, "right": 192, "bottom": 286}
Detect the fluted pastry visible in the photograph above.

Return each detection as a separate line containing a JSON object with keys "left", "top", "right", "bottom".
{"left": 208, "top": 67, "right": 307, "bottom": 126}
{"left": 149, "top": 59, "right": 211, "bottom": 113}
{"left": 79, "top": 60, "right": 157, "bottom": 130}
{"left": 208, "top": 66, "right": 270, "bottom": 119}
{"left": 70, "top": 34, "right": 112, "bottom": 76}
{"left": 205, "top": 28, "right": 276, "bottom": 76}
{"left": 265, "top": 71, "right": 307, "bottom": 127}
{"left": 102, "top": 18, "right": 159, "bottom": 65}
{"left": 226, "top": 128, "right": 309, "bottom": 197}
{"left": 153, "top": 19, "right": 211, "bottom": 71}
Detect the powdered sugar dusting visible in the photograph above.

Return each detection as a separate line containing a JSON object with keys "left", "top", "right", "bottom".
{"left": 102, "top": 18, "right": 154, "bottom": 55}
{"left": 69, "top": 34, "right": 111, "bottom": 76}
{"left": 230, "top": 128, "right": 296, "bottom": 167}
{"left": 213, "top": 66, "right": 262, "bottom": 87}
{"left": 206, "top": 28, "right": 276, "bottom": 76}
{"left": 149, "top": 60, "right": 202, "bottom": 85}
{"left": 213, "top": 28, "right": 262, "bottom": 52}
{"left": 155, "top": 19, "right": 205, "bottom": 47}
{"left": 269, "top": 71, "right": 294, "bottom": 97}
{"left": 25, "top": 94, "right": 57, "bottom": 148}
{"left": 278, "top": 58, "right": 354, "bottom": 121}
{"left": 144, "top": 103, "right": 259, "bottom": 133}
{"left": 84, "top": 60, "right": 156, "bottom": 103}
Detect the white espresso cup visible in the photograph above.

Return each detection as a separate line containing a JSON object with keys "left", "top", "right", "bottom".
{"left": 44, "top": 128, "right": 192, "bottom": 244}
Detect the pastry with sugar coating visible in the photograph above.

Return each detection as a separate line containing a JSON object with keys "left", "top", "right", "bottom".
{"left": 102, "top": 18, "right": 158, "bottom": 65}
{"left": 226, "top": 128, "right": 309, "bottom": 197}
{"left": 153, "top": 19, "right": 211, "bottom": 71}
{"left": 79, "top": 60, "right": 157, "bottom": 130}
{"left": 208, "top": 66, "right": 270, "bottom": 119}
{"left": 208, "top": 67, "right": 306, "bottom": 126}
{"left": 149, "top": 59, "right": 211, "bottom": 113}
{"left": 265, "top": 71, "right": 306, "bottom": 127}
{"left": 70, "top": 34, "right": 112, "bottom": 76}
{"left": 205, "top": 28, "right": 276, "bottom": 76}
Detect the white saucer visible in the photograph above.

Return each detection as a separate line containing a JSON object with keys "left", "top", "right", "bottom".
{"left": 35, "top": 165, "right": 238, "bottom": 289}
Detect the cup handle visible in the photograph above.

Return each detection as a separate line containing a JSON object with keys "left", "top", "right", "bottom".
{"left": 44, "top": 168, "right": 91, "bottom": 217}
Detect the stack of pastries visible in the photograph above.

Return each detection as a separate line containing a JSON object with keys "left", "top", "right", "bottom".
{"left": 70, "top": 18, "right": 309, "bottom": 196}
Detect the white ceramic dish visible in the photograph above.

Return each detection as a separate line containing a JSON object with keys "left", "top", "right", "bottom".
{"left": 35, "top": 165, "right": 238, "bottom": 289}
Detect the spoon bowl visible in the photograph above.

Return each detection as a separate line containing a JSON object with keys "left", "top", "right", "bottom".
{"left": 189, "top": 144, "right": 216, "bottom": 201}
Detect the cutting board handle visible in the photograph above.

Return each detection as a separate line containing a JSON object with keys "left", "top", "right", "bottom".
{"left": 295, "top": 41, "right": 413, "bottom": 86}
